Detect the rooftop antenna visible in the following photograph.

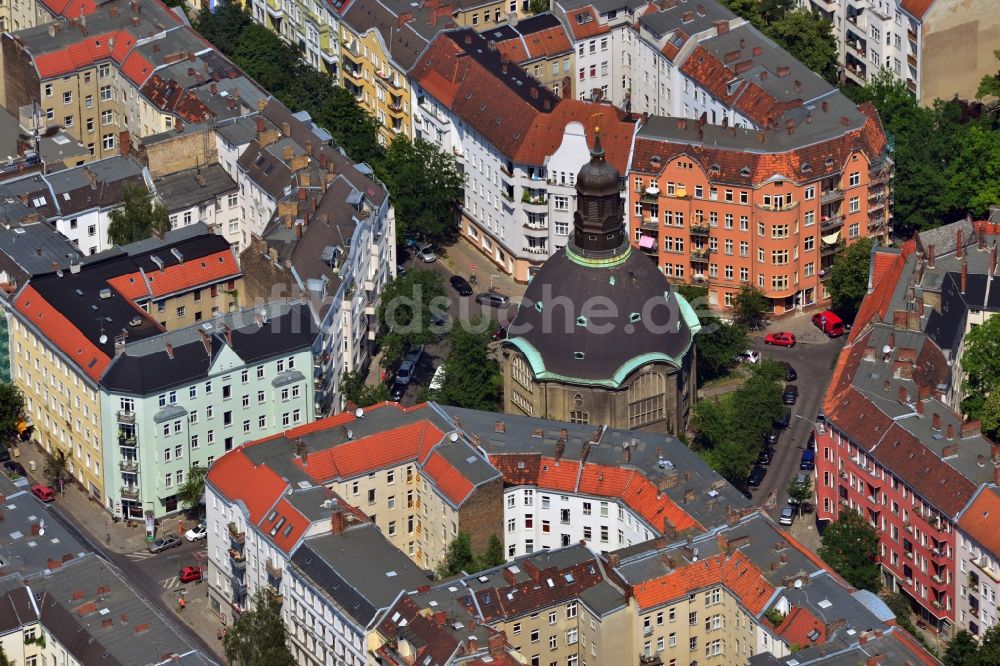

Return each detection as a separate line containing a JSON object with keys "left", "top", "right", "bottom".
{"left": 38, "top": 519, "right": 45, "bottom": 536}
{"left": 96, "top": 318, "right": 108, "bottom": 345}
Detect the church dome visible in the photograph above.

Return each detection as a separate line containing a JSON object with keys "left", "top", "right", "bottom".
{"left": 575, "top": 131, "right": 621, "bottom": 198}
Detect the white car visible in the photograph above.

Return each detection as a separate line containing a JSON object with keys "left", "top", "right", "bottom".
{"left": 418, "top": 245, "right": 437, "bottom": 263}
{"left": 736, "top": 350, "right": 761, "bottom": 364}
{"left": 184, "top": 522, "right": 207, "bottom": 542}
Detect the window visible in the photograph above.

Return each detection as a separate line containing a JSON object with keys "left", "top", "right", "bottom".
{"left": 101, "top": 109, "right": 115, "bottom": 126}
{"left": 566, "top": 629, "right": 578, "bottom": 645}
{"left": 163, "top": 448, "right": 172, "bottom": 462}
{"left": 85, "top": 94, "right": 93, "bottom": 108}
{"left": 531, "top": 629, "right": 540, "bottom": 643}
{"left": 165, "top": 474, "right": 173, "bottom": 488}
{"left": 849, "top": 196, "right": 861, "bottom": 213}
{"left": 805, "top": 186, "right": 816, "bottom": 200}
{"left": 102, "top": 134, "right": 115, "bottom": 150}
{"left": 63, "top": 91, "right": 72, "bottom": 105}
{"left": 100, "top": 86, "right": 113, "bottom": 101}
{"left": 849, "top": 171, "right": 860, "bottom": 187}
{"left": 549, "top": 635, "right": 557, "bottom": 650}
{"left": 176, "top": 306, "right": 186, "bottom": 318}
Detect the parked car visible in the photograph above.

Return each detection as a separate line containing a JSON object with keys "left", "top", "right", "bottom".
{"left": 0, "top": 447, "right": 10, "bottom": 463}
{"left": 779, "top": 506, "right": 795, "bottom": 526}
{"left": 764, "top": 332, "right": 796, "bottom": 347}
{"left": 390, "top": 381, "right": 407, "bottom": 402}
{"left": 736, "top": 350, "right": 760, "bottom": 364}
{"left": 179, "top": 566, "right": 203, "bottom": 583}
{"left": 783, "top": 384, "right": 799, "bottom": 405}
{"left": 31, "top": 484, "right": 55, "bottom": 502}
{"left": 184, "top": 522, "right": 207, "bottom": 542}
{"left": 812, "top": 310, "right": 846, "bottom": 337}
{"left": 395, "top": 360, "right": 416, "bottom": 386}
{"left": 774, "top": 408, "right": 791, "bottom": 429}
{"left": 492, "top": 325, "right": 508, "bottom": 341}
{"left": 418, "top": 245, "right": 437, "bottom": 263}
{"left": 2, "top": 461, "right": 25, "bottom": 479}
{"left": 758, "top": 447, "right": 774, "bottom": 465}
{"left": 450, "top": 275, "right": 473, "bottom": 296}
{"left": 746, "top": 465, "right": 768, "bottom": 488}
{"left": 147, "top": 535, "right": 181, "bottom": 554}
{"left": 781, "top": 362, "right": 797, "bottom": 382}
{"left": 396, "top": 264, "right": 406, "bottom": 277}
{"left": 800, "top": 448, "right": 816, "bottom": 470}
{"left": 764, "top": 430, "right": 780, "bottom": 446}
{"left": 476, "top": 292, "right": 510, "bottom": 308}
{"left": 404, "top": 345, "right": 425, "bottom": 365}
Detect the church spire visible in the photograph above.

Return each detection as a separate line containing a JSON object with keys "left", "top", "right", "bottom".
{"left": 570, "top": 127, "right": 626, "bottom": 256}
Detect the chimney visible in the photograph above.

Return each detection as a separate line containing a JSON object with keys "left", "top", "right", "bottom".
{"left": 978, "top": 223, "right": 986, "bottom": 250}
{"left": 957, "top": 229, "right": 964, "bottom": 259}
{"left": 165, "top": 343, "right": 174, "bottom": 359}
{"left": 255, "top": 117, "right": 265, "bottom": 134}
{"left": 962, "top": 263, "right": 968, "bottom": 294}
{"left": 932, "top": 413, "right": 941, "bottom": 430}
{"left": 468, "top": 636, "right": 478, "bottom": 653}
{"left": 898, "top": 386, "right": 907, "bottom": 403}
{"left": 928, "top": 244, "right": 936, "bottom": 268}
{"left": 777, "top": 66, "right": 790, "bottom": 77}
{"left": 330, "top": 507, "right": 345, "bottom": 534}
{"left": 993, "top": 443, "right": 1000, "bottom": 462}
{"left": 175, "top": 119, "right": 183, "bottom": 133}
{"left": 118, "top": 131, "right": 130, "bottom": 156}
{"left": 961, "top": 420, "right": 982, "bottom": 438}
{"left": 488, "top": 631, "right": 506, "bottom": 657}
{"left": 916, "top": 399, "right": 924, "bottom": 416}
{"left": 281, "top": 121, "right": 290, "bottom": 136}
{"left": 946, "top": 423, "right": 954, "bottom": 440}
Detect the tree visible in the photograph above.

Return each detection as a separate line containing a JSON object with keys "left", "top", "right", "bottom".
{"left": 378, "top": 137, "right": 464, "bottom": 243}
{"left": 944, "top": 630, "right": 979, "bottom": 666}
{"left": 732, "top": 284, "right": 770, "bottom": 331}
{"left": 977, "top": 49, "right": 1000, "bottom": 100}
{"left": 765, "top": 9, "right": 839, "bottom": 84}
{"left": 476, "top": 533, "right": 505, "bottom": 571}
{"left": 223, "top": 587, "right": 295, "bottom": 666}
{"left": 528, "top": 0, "right": 549, "bottom": 13}
{"left": 696, "top": 320, "right": 750, "bottom": 381}
{"left": 0, "top": 384, "right": 26, "bottom": 443}
{"left": 0, "top": 645, "right": 12, "bottom": 666}
{"left": 439, "top": 533, "right": 475, "bottom": 578}
{"left": 376, "top": 269, "right": 447, "bottom": 367}
{"left": 977, "top": 624, "right": 1000, "bottom": 664}
{"left": 339, "top": 370, "right": 390, "bottom": 407}
{"left": 107, "top": 184, "right": 171, "bottom": 246}
{"left": 176, "top": 466, "right": 208, "bottom": 516}
{"left": 827, "top": 237, "right": 875, "bottom": 316}
{"left": 787, "top": 475, "right": 812, "bottom": 514}
{"left": 44, "top": 449, "right": 69, "bottom": 490}
{"left": 818, "top": 510, "right": 880, "bottom": 592}
{"left": 960, "top": 314, "right": 1000, "bottom": 430}
{"left": 437, "top": 320, "right": 502, "bottom": 411}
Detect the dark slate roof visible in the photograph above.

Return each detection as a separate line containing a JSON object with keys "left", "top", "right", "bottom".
{"left": 100, "top": 301, "right": 317, "bottom": 394}
{"left": 154, "top": 164, "right": 237, "bottom": 213}
{"left": 0, "top": 587, "right": 37, "bottom": 634}
{"left": 507, "top": 246, "right": 695, "bottom": 382}
{"left": 0, "top": 220, "right": 81, "bottom": 280}
{"left": 38, "top": 595, "right": 123, "bottom": 666}
{"left": 290, "top": 525, "right": 429, "bottom": 628}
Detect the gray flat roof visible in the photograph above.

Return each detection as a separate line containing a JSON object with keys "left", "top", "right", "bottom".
{"left": 153, "top": 164, "right": 236, "bottom": 212}
{"left": 0, "top": 489, "right": 89, "bottom": 576}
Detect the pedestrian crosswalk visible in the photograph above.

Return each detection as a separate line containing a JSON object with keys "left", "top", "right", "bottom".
{"left": 160, "top": 576, "right": 180, "bottom": 590}
{"left": 125, "top": 550, "right": 156, "bottom": 562}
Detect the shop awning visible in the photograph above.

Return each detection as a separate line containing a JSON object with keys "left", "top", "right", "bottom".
{"left": 821, "top": 231, "right": 841, "bottom": 244}
{"left": 639, "top": 235, "right": 656, "bottom": 249}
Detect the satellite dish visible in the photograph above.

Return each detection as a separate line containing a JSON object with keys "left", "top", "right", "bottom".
{"left": 38, "top": 519, "right": 45, "bottom": 536}
{"left": 882, "top": 344, "right": 891, "bottom": 354}
{"left": 354, "top": 408, "right": 364, "bottom": 419}
{"left": 99, "top": 334, "right": 108, "bottom": 344}
{"left": 450, "top": 432, "right": 459, "bottom": 443}
{"left": 794, "top": 578, "right": 803, "bottom": 589}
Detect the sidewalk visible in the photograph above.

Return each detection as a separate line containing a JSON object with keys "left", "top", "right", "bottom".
{"left": 14, "top": 441, "right": 185, "bottom": 554}
{"left": 440, "top": 235, "right": 527, "bottom": 299}
{"left": 759, "top": 310, "right": 833, "bottom": 345}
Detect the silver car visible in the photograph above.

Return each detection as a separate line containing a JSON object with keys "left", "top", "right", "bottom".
{"left": 147, "top": 535, "right": 181, "bottom": 553}
{"left": 779, "top": 506, "right": 795, "bottom": 526}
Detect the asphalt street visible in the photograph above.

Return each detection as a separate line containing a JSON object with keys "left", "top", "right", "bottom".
{"left": 747, "top": 332, "right": 845, "bottom": 522}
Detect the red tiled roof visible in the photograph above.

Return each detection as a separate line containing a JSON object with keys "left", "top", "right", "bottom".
{"left": 521, "top": 26, "right": 572, "bottom": 59}
{"left": 423, "top": 451, "right": 475, "bottom": 505}
{"left": 489, "top": 453, "right": 541, "bottom": 486}
{"left": 34, "top": 32, "right": 127, "bottom": 79}
{"left": 14, "top": 284, "right": 110, "bottom": 381}
{"left": 621, "top": 473, "right": 701, "bottom": 533}
{"left": 293, "top": 420, "right": 445, "bottom": 482}
{"left": 899, "top": 0, "right": 933, "bottom": 19}
{"left": 957, "top": 488, "right": 1000, "bottom": 560}
{"left": 36, "top": 0, "right": 96, "bottom": 17}
{"left": 871, "top": 250, "right": 898, "bottom": 286}
{"left": 514, "top": 99, "right": 635, "bottom": 173}
{"left": 848, "top": 241, "right": 915, "bottom": 343}
{"left": 143, "top": 250, "right": 240, "bottom": 298}
{"left": 565, "top": 7, "right": 608, "bottom": 39}
{"left": 536, "top": 457, "right": 579, "bottom": 492}
{"left": 105, "top": 271, "right": 151, "bottom": 300}
{"left": 680, "top": 46, "right": 745, "bottom": 108}
{"left": 259, "top": 497, "right": 309, "bottom": 553}
{"left": 207, "top": 447, "right": 287, "bottom": 524}
{"left": 773, "top": 606, "right": 826, "bottom": 647}
{"left": 494, "top": 40, "right": 528, "bottom": 63}
{"left": 632, "top": 551, "right": 774, "bottom": 613}
{"left": 120, "top": 51, "right": 155, "bottom": 87}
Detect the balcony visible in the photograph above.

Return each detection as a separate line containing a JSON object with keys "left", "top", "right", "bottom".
{"left": 342, "top": 65, "right": 363, "bottom": 84}
{"left": 265, "top": 0, "right": 283, "bottom": 18}
{"left": 907, "top": 53, "right": 917, "bottom": 67}
{"left": 266, "top": 558, "right": 283, "bottom": 580}
{"left": 640, "top": 217, "right": 659, "bottom": 231}
{"left": 690, "top": 248, "right": 711, "bottom": 262}
{"left": 341, "top": 37, "right": 362, "bottom": 59}
{"left": 522, "top": 245, "right": 548, "bottom": 256}
{"left": 119, "top": 459, "right": 138, "bottom": 473}
{"left": 386, "top": 101, "right": 405, "bottom": 118}
{"left": 377, "top": 71, "right": 404, "bottom": 92}
{"left": 640, "top": 187, "right": 660, "bottom": 203}
{"left": 228, "top": 522, "right": 246, "bottom": 548}
{"left": 116, "top": 410, "right": 135, "bottom": 424}
{"left": 229, "top": 549, "right": 247, "bottom": 572}
{"left": 118, "top": 435, "right": 137, "bottom": 449}
{"left": 120, "top": 486, "right": 139, "bottom": 500}
{"left": 908, "top": 27, "right": 917, "bottom": 42}
{"left": 521, "top": 193, "right": 548, "bottom": 213}
{"left": 522, "top": 223, "right": 548, "bottom": 237}
{"left": 689, "top": 222, "right": 710, "bottom": 236}
{"left": 820, "top": 188, "right": 844, "bottom": 204}
{"left": 907, "top": 78, "right": 917, "bottom": 93}
{"left": 821, "top": 241, "right": 844, "bottom": 257}
{"left": 820, "top": 216, "right": 844, "bottom": 231}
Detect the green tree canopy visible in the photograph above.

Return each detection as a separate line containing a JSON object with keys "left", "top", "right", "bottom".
{"left": 437, "top": 321, "right": 502, "bottom": 411}
{"left": 0, "top": 384, "right": 25, "bottom": 444}
{"left": 107, "top": 184, "right": 171, "bottom": 246}
{"left": 944, "top": 630, "right": 980, "bottom": 666}
{"left": 476, "top": 533, "right": 505, "bottom": 571}
{"left": 960, "top": 314, "right": 1000, "bottom": 435}
{"left": 339, "top": 370, "right": 390, "bottom": 407}
{"left": 765, "top": 9, "right": 838, "bottom": 84}
{"left": 376, "top": 269, "right": 446, "bottom": 367}
{"left": 696, "top": 320, "right": 750, "bottom": 382}
{"left": 732, "top": 284, "right": 770, "bottom": 331}
{"left": 787, "top": 475, "right": 812, "bottom": 513}
{"left": 439, "top": 533, "right": 475, "bottom": 578}
{"left": 224, "top": 588, "right": 295, "bottom": 666}
{"left": 827, "top": 237, "right": 875, "bottom": 316}
{"left": 818, "top": 509, "right": 880, "bottom": 592}
{"left": 977, "top": 49, "right": 1000, "bottom": 100}
{"left": 379, "top": 137, "right": 464, "bottom": 243}
{"left": 44, "top": 449, "right": 69, "bottom": 489}
{"left": 176, "top": 466, "right": 208, "bottom": 516}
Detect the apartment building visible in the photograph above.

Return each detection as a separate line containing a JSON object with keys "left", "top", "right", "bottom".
{"left": 411, "top": 29, "right": 638, "bottom": 281}
{"left": 154, "top": 163, "right": 240, "bottom": 243}
{"left": 802, "top": 0, "right": 999, "bottom": 105}
{"left": 956, "top": 487, "right": 1000, "bottom": 638}
{"left": 491, "top": 13, "right": 576, "bottom": 99}
{"left": 244, "top": 0, "right": 341, "bottom": 78}
{"left": 815, "top": 215, "right": 1000, "bottom": 637}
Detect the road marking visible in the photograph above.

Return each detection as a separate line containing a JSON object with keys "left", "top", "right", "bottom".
{"left": 160, "top": 576, "right": 179, "bottom": 590}
{"left": 125, "top": 550, "right": 155, "bottom": 561}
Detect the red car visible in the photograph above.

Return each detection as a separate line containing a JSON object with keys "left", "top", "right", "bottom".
{"left": 31, "top": 484, "right": 55, "bottom": 502}
{"left": 179, "top": 566, "right": 203, "bottom": 583}
{"left": 764, "top": 332, "right": 797, "bottom": 347}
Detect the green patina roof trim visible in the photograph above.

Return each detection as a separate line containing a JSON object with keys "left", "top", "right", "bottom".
{"left": 507, "top": 338, "right": 683, "bottom": 389}
{"left": 565, "top": 244, "right": 632, "bottom": 269}
{"left": 674, "top": 292, "right": 703, "bottom": 337}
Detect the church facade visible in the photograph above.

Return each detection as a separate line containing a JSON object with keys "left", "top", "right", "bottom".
{"left": 501, "top": 131, "right": 699, "bottom": 434}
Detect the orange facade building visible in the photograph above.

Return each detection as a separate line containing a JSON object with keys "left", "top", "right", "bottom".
{"left": 628, "top": 104, "right": 892, "bottom": 315}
